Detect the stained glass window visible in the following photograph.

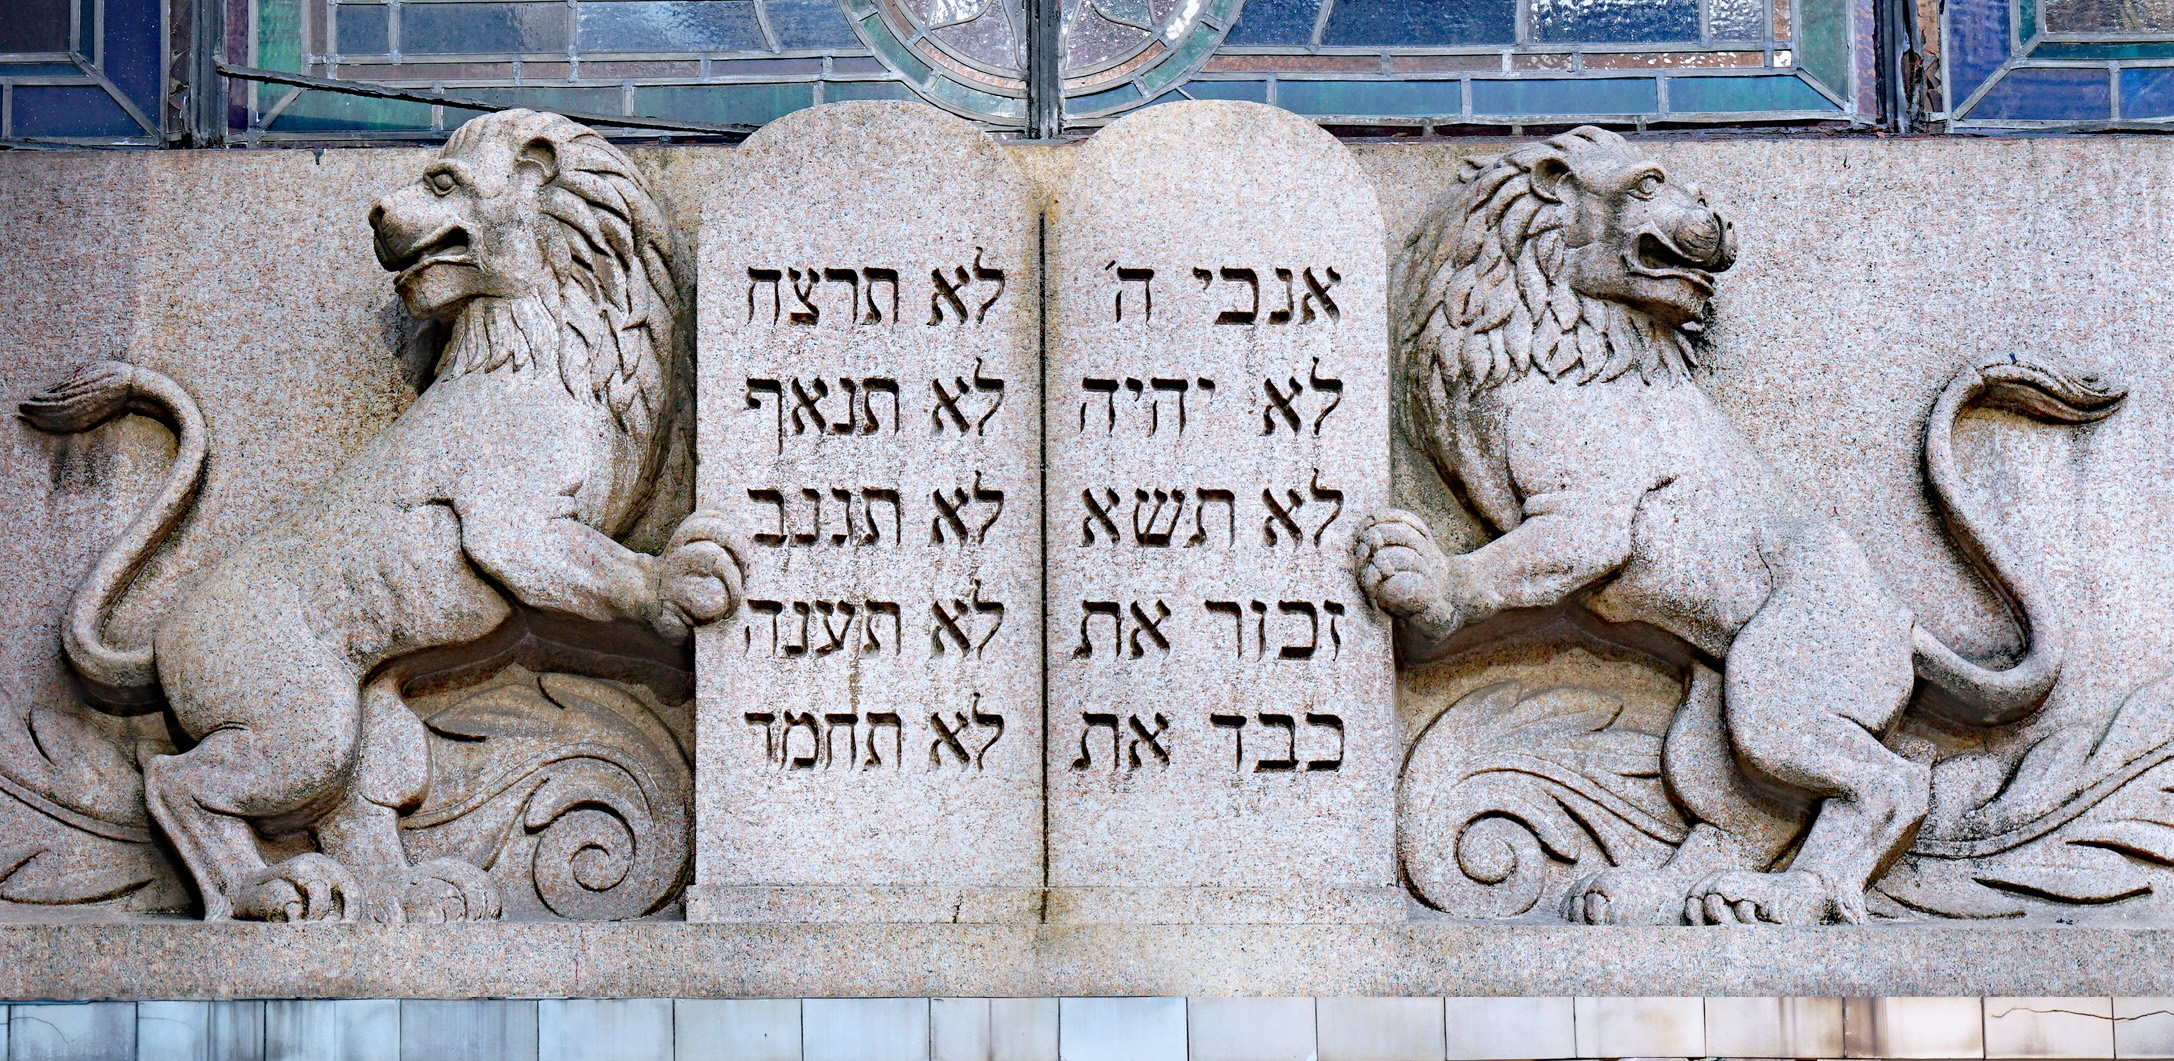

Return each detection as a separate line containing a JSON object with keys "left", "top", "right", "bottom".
{"left": 2, "top": 0, "right": 1873, "bottom": 142}
{"left": 0, "top": 0, "right": 166, "bottom": 142}
{"left": 1944, "top": 0, "right": 2174, "bottom": 126}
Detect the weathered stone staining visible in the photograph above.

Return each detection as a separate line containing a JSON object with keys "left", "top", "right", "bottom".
{"left": 1044, "top": 101, "right": 1399, "bottom": 923}
{"left": 687, "top": 102, "right": 1043, "bottom": 923}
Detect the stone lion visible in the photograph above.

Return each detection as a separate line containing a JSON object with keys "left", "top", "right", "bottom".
{"left": 1360, "top": 126, "right": 2125, "bottom": 924}
{"left": 17, "top": 110, "right": 742, "bottom": 923}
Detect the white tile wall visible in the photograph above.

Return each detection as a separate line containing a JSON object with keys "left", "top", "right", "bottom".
{"left": 1316, "top": 997, "right": 1445, "bottom": 1061}
{"left": 1845, "top": 996, "right": 1985, "bottom": 1059}
{"left": 11, "top": 1002, "right": 137, "bottom": 1061}
{"left": 1705, "top": 996, "right": 1844, "bottom": 1058}
{"left": 676, "top": 999, "right": 802, "bottom": 1061}
{"left": 1443, "top": 996, "right": 1576, "bottom": 1060}
{"left": 538, "top": 999, "right": 674, "bottom": 1061}
{"left": 264, "top": 1000, "right": 397, "bottom": 1061}
{"left": 802, "top": 998, "right": 930, "bottom": 1061}
{"left": 1186, "top": 998, "right": 1315, "bottom": 1061}
{"left": 1058, "top": 998, "right": 1186, "bottom": 1061}
{"left": 1572, "top": 996, "right": 1704, "bottom": 1059}
{"left": 2117, "top": 997, "right": 2174, "bottom": 1059}
{"left": 1984, "top": 997, "right": 2115, "bottom": 1060}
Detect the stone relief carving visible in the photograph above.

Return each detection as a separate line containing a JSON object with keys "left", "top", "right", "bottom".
{"left": 1369, "top": 126, "right": 2138, "bottom": 924}
{"left": 3, "top": 110, "right": 740, "bottom": 923}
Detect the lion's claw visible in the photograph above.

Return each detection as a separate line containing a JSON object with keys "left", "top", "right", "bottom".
{"left": 230, "top": 853, "right": 362, "bottom": 923}
{"left": 388, "top": 858, "right": 501, "bottom": 924}
{"left": 1354, "top": 509, "right": 1449, "bottom": 619}
{"left": 655, "top": 509, "right": 744, "bottom": 641}
{"left": 1683, "top": 868, "right": 1862, "bottom": 925}
{"left": 1563, "top": 866, "right": 1690, "bottom": 925}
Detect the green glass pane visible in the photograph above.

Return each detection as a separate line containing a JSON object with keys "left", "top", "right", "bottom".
{"left": 823, "top": 80, "right": 919, "bottom": 102}
{"left": 1181, "top": 79, "right": 1269, "bottom": 103}
{"left": 1134, "top": 22, "right": 1219, "bottom": 96}
{"left": 257, "top": 0, "right": 306, "bottom": 72}
{"left": 856, "top": 13, "right": 937, "bottom": 87}
{"left": 269, "top": 89, "right": 432, "bottom": 131}
{"left": 1068, "top": 81, "right": 1142, "bottom": 114}
{"left": 638, "top": 83, "right": 816, "bottom": 125}
{"left": 2032, "top": 40, "right": 2174, "bottom": 58}
{"left": 1665, "top": 73, "right": 1838, "bottom": 112}
{"left": 922, "top": 76, "right": 1026, "bottom": 119}
{"left": 1471, "top": 76, "right": 1657, "bottom": 115}
{"left": 1279, "top": 78, "right": 1460, "bottom": 117}
{"left": 1797, "top": 0, "right": 1850, "bottom": 99}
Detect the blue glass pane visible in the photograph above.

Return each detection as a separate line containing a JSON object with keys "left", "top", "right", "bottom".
{"left": 763, "top": 0, "right": 861, "bottom": 48}
{"left": 102, "top": 0, "right": 162, "bottom": 116}
{"left": 1945, "top": 0, "right": 2012, "bottom": 105}
{"left": 1532, "top": 0, "right": 1698, "bottom": 43}
{"left": 1278, "top": 79, "right": 1459, "bottom": 116}
{"left": 1320, "top": 0, "right": 1514, "bottom": 46}
{"left": 1070, "top": 81, "right": 1142, "bottom": 112}
{"left": 822, "top": 80, "right": 918, "bottom": 101}
{"left": 269, "top": 89, "right": 432, "bottom": 130}
{"left": 11, "top": 85, "right": 142, "bottom": 136}
{"left": 1666, "top": 73, "right": 1838, "bottom": 112}
{"left": 338, "top": 5, "right": 392, "bottom": 54}
{"left": 1709, "top": 0, "right": 1765, "bottom": 40}
{"left": 399, "top": 3, "right": 570, "bottom": 54}
{"left": 468, "top": 85, "right": 625, "bottom": 110}
{"left": 2044, "top": 0, "right": 2174, "bottom": 32}
{"left": 578, "top": 1, "right": 765, "bottom": 52}
{"left": 0, "top": 0, "right": 70, "bottom": 52}
{"left": 0, "top": 63, "right": 79, "bottom": 75}
{"left": 1225, "top": 0, "right": 1321, "bottom": 45}
{"left": 1967, "top": 66, "right": 2109, "bottom": 120}
{"left": 638, "top": 82, "right": 815, "bottom": 123}
{"left": 2034, "top": 41, "right": 2174, "bottom": 58}
{"left": 1471, "top": 75, "right": 1657, "bottom": 114}
{"left": 1182, "top": 79, "right": 1269, "bottom": 102}
{"left": 2122, "top": 66, "right": 2174, "bottom": 117}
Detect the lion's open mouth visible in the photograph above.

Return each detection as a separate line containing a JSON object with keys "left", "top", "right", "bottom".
{"left": 379, "top": 225, "right": 473, "bottom": 285}
{"left": 1627, "top": 229, "right": 1718, "bottom": 293}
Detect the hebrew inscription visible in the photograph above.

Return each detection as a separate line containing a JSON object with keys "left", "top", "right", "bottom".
{"left": 690, "top": 102, "right": 1041, "bottom": 924}
{"left": 1044, "top": 101, "right": 1397, "bottom": 924}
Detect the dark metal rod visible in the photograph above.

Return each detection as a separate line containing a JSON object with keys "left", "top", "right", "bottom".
{"left": 213, "top": 61, "right": 760, "bottom": 136}
{"left": 1025, "top": 0, "right": 1061, "bottom": 137}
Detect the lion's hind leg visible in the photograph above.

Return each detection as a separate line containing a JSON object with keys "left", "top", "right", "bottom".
{"left": 314, "top": 674, "right": 501, "bottom": 924}
{"left": 1689, "top": 556, "right": 1924, "bottom": 925}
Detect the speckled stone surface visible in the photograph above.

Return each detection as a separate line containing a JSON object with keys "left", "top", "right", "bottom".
{"left": 1043, "top": 101, "right": 1398, "bottom": 925}
{"left": 687, "top": 102, "right": 1043, "bottom": 924}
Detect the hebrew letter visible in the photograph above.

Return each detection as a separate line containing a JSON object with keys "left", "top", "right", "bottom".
{"left": 1131, "top": 489, "right": 1181, "bottom": 548}
{"left": 1304, "top": 712, "right": 1344, "bottom": 772}
{"left": 788, "top": 267, "right": 820, "bottom": 325}
{"left": 971, "top": 471, "right": 1004, "bottom": 542}
{"left": 1148, "top": 377, "right": 1190, "bottom": 435}
{"left": 1307, "top": 358, "right": 1343, "bottom": 433}
{"left": 744, "top": 711, "right": 779, "bottom": 763}
{"left": 862, "top": 267, "right": 899, "bottom": 325}
{"left": 1300, "top": 266, "right": 1341, "bottom": 323}
{"left": 929, "top": 265, "right": 970, "bottom": 324}
{"left": 865, "top": 600, "right": 901, "bottom": 655}
{"left": 863, "top": 377, "right": 900, "bottom": 433}
{"left": 1204, "top": 601, "right": 1244, "bottom": 657}
{"left": 1072, "top": 712, "right": 1120, "bottom": 771}
{"left": 1073, "top": 601, "right": 1121, "bottom": 658}
{"left": 931, "top": 485, "right": 971, "bottom": 545}
{"left": 931, "top": 376, "right": 971, "bottom": 434}
{"left": 1276, "top": 600, "right": 1319, "bottom": 659}
{"left": 746, "top": 599, "right": 784, "bottom": 656}
{"left": 1268, "top": 267, "right": 1294, "bottom": 325}
{"left": 972, "top": 248, "right": 1005, "bottom": 322}
{"left": 823, "top": 268, "right": 860, "bottom": 325}
{"left": 748, "top": 488, "right": 787, "bottom": 546}
{"left": 1127, "top": 600, "right": 1171, "bottom": 658}
{"left": 827, "top": 378, "right": 861, "bottom": 435}
{"left": 746, "top": 268, "right": 782, "bottom": 324}
{"left": 829, "top": 488, "right": 858, "bottom": 546}
{"left": 746, "top": 378, "right": 785, "bottom": 453}
{"left": 971, "top": 700, "right": 1004, "bottom": 768}
{"left": 1256, "top": 713, "right": 1297, "bottom": 772}
{"left": 1081, "top": 488, "right": 1120, "bottom": 545}
{"left": 784, "top": 711, "right": 820, "bottom": 769}
{"left": 1323, "top": 600, "right": 1344, "bottom": 660}
{"left": 1215, "top": 267, "right": 1259, "bottom": 325}
{"left": 790, "top": 378, "right": 831, "bottom": 435}
{"left": 1187, "top": 488, "right": 1235, "bottom": 548}
{"left": 1210, "top": 713, "right": 1246, "bottom": 771}
{"left": 1126, "top": 713, "right": 1170, "bottom": 770}
{"left": 792, "top": 487, "right": 822, "bottom": 546}
{"left": 1110, "top": 263, "right": 1154, "bottom": 322}
{"left": 931, "top": 599, "right": 973, "bottom": 657}
{"left": 1262, "top": 488, "right": 1305, "bottom": 547}
{"left": 1307, "top": 469, "right": 1345, "bottom": 546}
{"left": 969, "top": 579, "right": 1004, "bottom": 654}
{"left": 782, "top": 601, "right": 811, "bottom": 657}
{"left": 812, "top": 600, "right": 854, "bottom": 656}
{"left": 864, "top": 487, "right": 900, "bottom": 546}
{"left": 930, "top": 711, "right": 973, "bottom": 768}
{"left": 1261, "top": 377, "right": 1302, "bottom": 435}
{"left": 1249, "top": 599, "right": 1268, "bottom": 660}
{"left": 1080, "top": 377, "right": 1119, "bottom": 433}
{"left": 866, "top": 711, "right": 902, "bottom": 768}
{"left": 971, "top": 358, "right": 1004, "bottom": 433}
{"left": 823, "top": 712, "right": 858, "bottom": 769}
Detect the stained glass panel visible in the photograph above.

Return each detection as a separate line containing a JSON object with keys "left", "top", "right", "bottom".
{"left": 0, "top": 0, "right": 162, "bottom": 142}
{"left": 1947, "top": 0, "right": 2174, "bottom": 126}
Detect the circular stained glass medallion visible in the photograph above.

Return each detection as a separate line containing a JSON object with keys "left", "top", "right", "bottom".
{"left": 842, "top": 0, "right": 1241, "bottom": 126}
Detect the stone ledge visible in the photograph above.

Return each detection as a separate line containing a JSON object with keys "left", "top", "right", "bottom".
{"left": 1, "top": 921, "right": 2169, "bottom": 1000}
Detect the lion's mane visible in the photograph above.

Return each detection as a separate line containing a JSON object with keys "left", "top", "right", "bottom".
{"left": 433, "top": 110, "right": 682, "bottom": 448}
{"left": 1398, "top": 126, "right": 1704, "bottom": 475}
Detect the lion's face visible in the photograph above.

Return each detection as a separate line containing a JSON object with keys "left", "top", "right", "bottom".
{"left": 1538, "top": 148, "right": 1736, "bottom": 327}
{"left": 369, "top": 133, "right": 556, "bottom": 320}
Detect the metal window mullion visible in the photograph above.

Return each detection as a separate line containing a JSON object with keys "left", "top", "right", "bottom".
{"left": 1025, "top": 0, "right": 1058, "bottom": 136}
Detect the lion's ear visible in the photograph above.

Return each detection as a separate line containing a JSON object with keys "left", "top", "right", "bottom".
{"left": 1527, "top": 156, "right": 1571, "bottom": 203}
{"left": 517, "top": 137, "right": 560, "bottom": 184}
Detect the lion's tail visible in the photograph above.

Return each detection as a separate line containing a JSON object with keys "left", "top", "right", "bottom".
{"left": 18, "top": 361, "right": 206, "bottom": 712}
{"left": 1912, "top": 353, "right": 2125, "bottom": 727}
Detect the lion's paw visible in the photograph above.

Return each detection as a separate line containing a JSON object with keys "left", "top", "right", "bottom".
{"left": 230, "top": 853, "right": 363, "bottom": 923}
{"left": 1562, "top": 866, "right": 1691, "bottom": 925}
{"left": 1354, "top": 510, "right": 1463, "bottom": 638}
{"left": 386, "top": 858, "right": 502, "bottom": 924}
{"left": 1684, "top": 868, "right": 1864, "bottom": 925}
{"left": 654, "top": 510, "right": 744, "bottom": 641}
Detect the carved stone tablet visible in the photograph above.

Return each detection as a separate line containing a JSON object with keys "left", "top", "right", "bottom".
{"left": 1044, "top": 101, "right": 1398, "bottom": 923}
{"left": 689, "top": 102, "right": 1041, "bottom": 922}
